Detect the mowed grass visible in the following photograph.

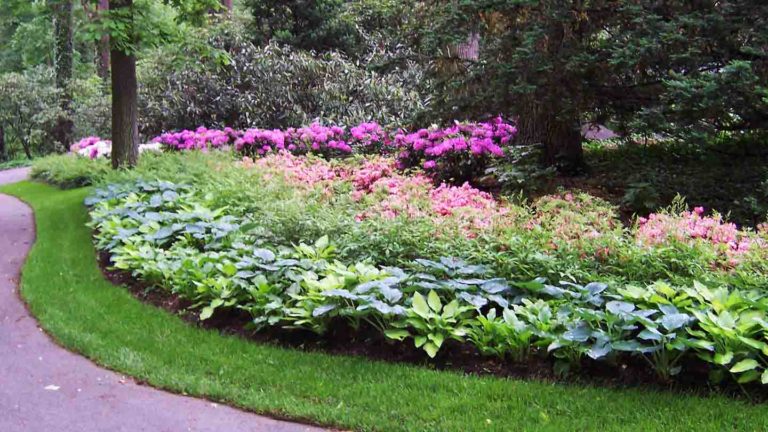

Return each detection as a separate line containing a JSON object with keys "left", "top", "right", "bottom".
{"left": 3, "top": 180, "right": 768, "bottom": 432}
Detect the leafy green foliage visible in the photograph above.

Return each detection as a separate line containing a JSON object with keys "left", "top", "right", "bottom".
{"left": 84, "top": 173, "right": 768, "bottom": 387}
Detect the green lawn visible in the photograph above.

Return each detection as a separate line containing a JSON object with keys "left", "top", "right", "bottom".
{"left": 3, "top": 180, "right": 768, "bottom": 432}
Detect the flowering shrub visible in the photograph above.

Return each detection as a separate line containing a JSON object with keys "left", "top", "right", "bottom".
{"left": 636, "top": 207, "right": 762, "bottom": 268}
{"left": 150, "top": 116, "right": 517, "bottom": 185}
{"left": 349, "top": 122, "right": 389, "bottom": 153}
{"left": 394, "top": 116, "right": 517, "bottom": 184}
{"left": 70, "top": 136, "right": 161, "bottom": 159}
{"left": 152, "top": 126, "right": 238, "bottom": 151}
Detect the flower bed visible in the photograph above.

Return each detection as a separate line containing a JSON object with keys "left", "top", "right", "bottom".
{"left": 83, "top": 151, "right": 768, "bottom": 391}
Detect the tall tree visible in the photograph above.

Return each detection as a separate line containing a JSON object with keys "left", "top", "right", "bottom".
{"left": 416, "top": 0, "right": 768, "bottom": 172}
{"left": 50, "top": 0, "right": 74, "bottom": 151}
{"left": 97, "top": 0, "right": 110, "bottom": 80}
{"left": 109, "top": 0, "right": 138, "bottom": 168}
{"left": 95, "top": 0, "right": 220, "bottom": 168}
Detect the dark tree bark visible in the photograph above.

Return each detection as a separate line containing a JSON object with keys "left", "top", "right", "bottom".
{"left": 110, "top": 0, "right": 139, "bottom": 169}
{"left": 0, "top": 124, "right": 6, "bottom": 162}
{"left": 50, "top": 0, "right": 74, "bottom": 152}
{"left": 97, "top": 0, "right": 110, "bottom": 81}
{"left": 517, "top": 99, "right": 584, "bottom": 174}
{"left": 221, "top": 0, "right": 232, "bottom": 12}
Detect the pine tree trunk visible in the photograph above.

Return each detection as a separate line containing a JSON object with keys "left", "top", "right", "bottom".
{"left": 97, "top": 0, "right": 110, "bottom": 81}
{"left": 110, "top": 0, "right": 139, "bottom": 169}
{"left": 50, "top": 0, "right": 74, "bottom": 152}
{"left": 517, "top": 100, "right": 584, "bottom": 173}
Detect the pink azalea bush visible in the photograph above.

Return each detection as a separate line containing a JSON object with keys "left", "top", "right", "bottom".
{"left": 153, "top": 126, "right": 238, "bottom": 151}
{"left": 393, "top": 116, "right": 517, "bottom": 183}
{"left": 151, "top": 117, "right": 517, "bottom": 185}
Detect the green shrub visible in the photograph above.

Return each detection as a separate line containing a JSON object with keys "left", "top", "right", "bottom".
{"left": 30, "top": 154, "right": 109, "bottom": 189}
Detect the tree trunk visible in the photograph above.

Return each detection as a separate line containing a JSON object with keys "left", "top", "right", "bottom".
{"left": 0, "top": 124, "right": 6, "bottom": 162}
{"left": 97, "top": 0, "right": 110, "bottom": 81}
{"left": 110, "top": 0, "right": 139, "bottom": 169}
{"left": 517, "top": 100, "right": 584, "bottom": 174}
{"left": 221, "top": 0, "right": 232, "bottom": 12}
{"left": 50, "top": 0, "right": 74, "bottom": 152}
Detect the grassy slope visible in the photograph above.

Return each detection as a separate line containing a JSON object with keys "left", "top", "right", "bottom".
{"left": 3, "top": 180, "right": 768, "bottom": 432}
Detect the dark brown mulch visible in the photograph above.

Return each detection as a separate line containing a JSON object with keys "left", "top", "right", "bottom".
{"left": 97, "top": 251, "right": 767, "bottom": 403}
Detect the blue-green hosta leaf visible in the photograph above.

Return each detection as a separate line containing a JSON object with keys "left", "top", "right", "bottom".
{"left": 480, "top": 279, "right": 510, "bottom": 294}
{"left": 587, "top": 341, "right": 612, "bottom": 360}
{"left": 458, "top": 292, "right": 488, "bottom": 309}
{"left": 606, "top": 301, "right": 635, "bottom": 315}
{"left": 611, "top": 340, "right": 642, "bottom": 352}
{"left": 638, "top": 328, "right": 663, "bottom": 342}
{"left": 658, "top": 304, "right": 679, "bottom": 315}
{"left": 321, "top": 289, "right": 358, "bottom": 300}
{"left": 312, "top": 304, "right": 337, "bottom": 317}
{"left": 661, "top": 313, "right": 691, "bottom": 331}
{"left": 143, "top": 212, "right": 164, "bottom": 222}
{"left": 253, "top": 248, "right": 276, "bottom": 262}
{"left": 378, "top": 285, "right": 403, "bottom": 304}
{"left": 149, "top": 194, "right": 163, "bottom": 207}
{"left": 487, "top": 294, "right": 509, "bottom": 308}
{"left": 730, "top": 359, "right": 759, "bottom": 373}
{"left": 439, "top": 257, "right": 466, "bottom": 270}
{"left": 541, "top": 285, "right": 566, "bottom": 298}
{"left": 162, "top": 190, "right": 179, "bottom": 201}
{"left": 442, "top": 280, "right": 472, "bottom": 291}
{"left": 415, "top": 259, "right": 447, "bottom": 273}
{"left": 585, "top": 282, "right": 608, "bottom": 295}
{"left": 563, "top": 324, "right": 591, "bottom": 342}
{"left": 455, "top": 278, "right": 487, "bottom": 286}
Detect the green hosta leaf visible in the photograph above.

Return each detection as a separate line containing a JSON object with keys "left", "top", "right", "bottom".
{"left": 713, "top": 351, "right": 734, "bottom": 365}
{"left": 199, "top": 298, "right": 223, "bottom": 321}
{"left": 412, "top": 292, "right": 430, "bottom": 318}
{"left": 443, "top": 300, "right": 459, "bottom": 318}
{"left": 730, "top": 359, "right": 759, "bottom": 373}
{"left": 428, "top": 332, "right": 445, "bottom": 348}
{"left": 314, "top": 235, "right": 329, "bottom": 250}
{"left": 737, "top": 370, "right": 761, "bottom": 384}
{"left": 414, "top": 335, "right": 427, "bottom": 348}
{"left": 427, "top": 290, "right": 442, "bottom": 313}
{"left": 384, "top": 329, "right": 410, "bottom": 341}
{"left": 423, "top": 342, "right": 439, "bottom": 358}
{"left": 762, "top": 369, "right": 768, "bottom": 385}
{"left": 221, "top": 263, "right": 237, "bottom": 277}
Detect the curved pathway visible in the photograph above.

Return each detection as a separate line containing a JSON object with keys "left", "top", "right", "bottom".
{"left": 0, "top": 169, "right": 325, "bottom": 431}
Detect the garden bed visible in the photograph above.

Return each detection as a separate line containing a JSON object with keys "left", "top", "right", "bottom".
{"left": 67, "top": 133, "right": 768, "bottom": 398}
{"left": 99, "top": 250, "right": 767, "bottom": 401}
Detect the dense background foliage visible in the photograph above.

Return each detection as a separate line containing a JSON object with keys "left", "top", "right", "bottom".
{"left": 2, "top": 1, "right": 767, "bottom": 220}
